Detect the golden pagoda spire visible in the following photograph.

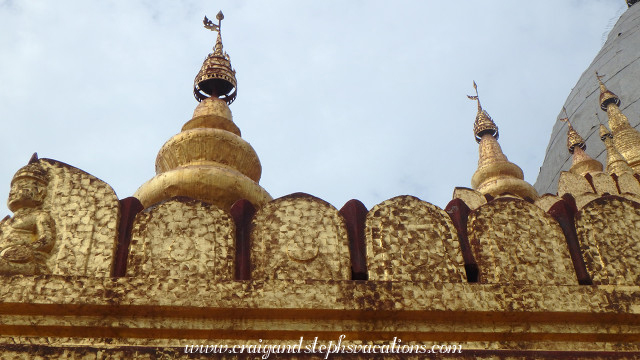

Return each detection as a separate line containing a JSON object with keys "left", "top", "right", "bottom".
{"left": 599, "top": 123, "right": 633, "bottom": 175}
{"left": 134, "top": 12, "right": 272, "bottom": 211}
{"left": 206, "top": 12, "right": 225, "bottom": 56}
{"left": 467, "top": 82, "right": 538, "bottom": 200}
{"left": 194, "top": 11, "right": 237, "bottom": 104}
{"left": 596, "top": 71, "right": 640, "bottom": 172}
{"left": 559, "top": 113, "right": 602, "bottom": 176}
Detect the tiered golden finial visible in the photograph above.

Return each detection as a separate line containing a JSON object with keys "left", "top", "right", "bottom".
{"left": 559, "top": 112, "right": 603, "bottom": 176}
{"left": 599, "top": 123, "right": 634, "bottom": 175}
{"left": 596, "top": 71, "right": 640, "bottom": 173}
{"left": 194, "top": 11, "right": 237, "bottom": 104}
{"left": 135, "top": 12, "right": 272, "bottom": 210}
{"left": 467, "top": 82, "right": 538, "bottom": 200}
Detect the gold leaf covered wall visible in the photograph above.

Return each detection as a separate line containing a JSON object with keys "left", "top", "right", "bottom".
{"left": 43, "top": 159, "right": 119, "bottom": 276}
{"left": 575, "top": 196, "right": 640, "bottom": 285}
{"left": 250, "top": 193, "right": 350, "bottom": 280}
{"left": 365, "top": 195, "right": 466, "bottom": 282}
{"left": 467, "top": 198, "right": 576, "bottom": 284}
{"left": 126, "top": 198, "right": 234, "bottom": 279}
{"left": 0, "top": 158, "right": 119, "bottom": 276}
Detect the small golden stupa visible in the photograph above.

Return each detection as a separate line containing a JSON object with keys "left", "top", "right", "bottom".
{"left": 467, "top": 82, "right": 538, "bottom": 200}
{"left": 597, "top": 72, "right": 640, "bottom": 172}
{"left": 560, "top": 113, "right": 603, "bottom": 176}
{"left": 599, "top": 123, "right": 634, "bottom": 175}
{"left": 135, "top": 12, "right": 272, "bottom": 210}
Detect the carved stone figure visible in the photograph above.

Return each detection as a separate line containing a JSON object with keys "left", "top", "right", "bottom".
{"left": 0, "top": 159, "right": 55, "bottom": 274}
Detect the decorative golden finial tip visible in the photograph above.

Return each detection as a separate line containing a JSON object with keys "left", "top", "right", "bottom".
{"left": 194, "top": 12, "right": 237, "bottom": 104}
{"left": 467, "top": 81, "right": 498, "bottom": 143}
{"left": 595, "top": 71, "right": 621, "bottom": 111}
{"left": 561, "top": 117, "right": 585, "bottom": 154}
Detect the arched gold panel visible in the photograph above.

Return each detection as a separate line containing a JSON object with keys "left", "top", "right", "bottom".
{"left": 366, "top": 195, "right": 466, "bottom": 282}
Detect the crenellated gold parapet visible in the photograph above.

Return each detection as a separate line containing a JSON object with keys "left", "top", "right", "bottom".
{"left": 557, "top": 170, "right": 640, "bottom": 210}
{"left": 5, "top": 13, "right": 640, "bottom": 358}
{"left": 552, "top": 113, "right": 640, "bottom": 209}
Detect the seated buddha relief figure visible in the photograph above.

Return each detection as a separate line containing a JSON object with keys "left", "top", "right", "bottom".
{"left": 0, "top": 157, "right": 55, "bottom": 275}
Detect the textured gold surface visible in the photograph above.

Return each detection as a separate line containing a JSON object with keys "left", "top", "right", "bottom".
{"left": 575, "top": 192, "right": 602, "bottom": 210}
{"left": 451, "top": 187, "right": 487, "bottom": 210}
{"left": 40, "top": 159, "right": 119, "bottom": 276}
{"left": 1, "top": 275, "right": 640, "bottom": 355}
{"left": 556, "top": 165, "right": 640, "bottom": 210}
{"left": 468, "top": 198, "right": 576, "bottom": 284}
{"left": 590, "top": 172, "right": 618, "bottom": 195}
{"left": 127, "top": 198, "right": 234, "bottom": 279}
{"left": 617, "top": 172, "right": 640, "bottom": 195}
{"left": 6, "top": 21, "right": 640, "bottom": 359}
{"left": 568, "top": 146, "right": 603, "bottom": 176}
{"left": 0, "top": 159, "right": 55, "bottom": 275}
{"left": 250, "top": 194, "right": 350, "bottom": 280}
{"left": 576, "top": 196, "right": 640, "bottom": 285}
{"left": 558, "top": 171, "right": 594, "bottom": 197}
{"left": 598, "top": 76, "right": 640, "bottom": 172}
{"left": 533, "top": 194, "right": 562, "bottom": 212}
{"left": 0, "top": 159, "right": 119, "bottom": 277}
{"left": 155, "top": 128, "right": 261, "bottom": 181}
{"left": 1, "top": 348, "right": 640, "bottom": 359}
{"left": 365, "top": 196, "right": 466, "bottom": 281}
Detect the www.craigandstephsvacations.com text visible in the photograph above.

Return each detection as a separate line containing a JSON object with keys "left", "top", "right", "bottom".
{"left": 184, "top": 336, "right": 463, "bottom": 359}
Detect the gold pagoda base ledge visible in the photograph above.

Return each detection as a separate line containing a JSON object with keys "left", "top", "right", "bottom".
{"left": 134, "top": 165, "right": 272, "bottom": 210}
{"left": 0, "top": 275, "right": 639, "bottom": 351}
